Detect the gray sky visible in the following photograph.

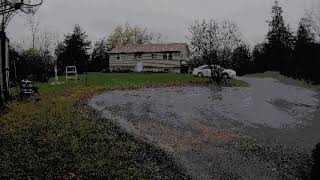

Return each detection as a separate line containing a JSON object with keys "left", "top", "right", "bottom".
{"left": 6, "top": 0, "right": 320, "bottom": 47}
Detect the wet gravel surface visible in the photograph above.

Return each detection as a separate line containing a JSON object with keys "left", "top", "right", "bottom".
{"left": 89, "top": 77, "right": 320, "bottom": 179}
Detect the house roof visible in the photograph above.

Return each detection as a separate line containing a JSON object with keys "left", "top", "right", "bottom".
{"left": 109, "top": 43, "right": 188, "bottom": 54}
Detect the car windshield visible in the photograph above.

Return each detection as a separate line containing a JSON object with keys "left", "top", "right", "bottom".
{"left": 199, "top": 65, "right": 208, "bottom": 69}
{"left": 210, "top": 65, "right": 222, "bottom": 69}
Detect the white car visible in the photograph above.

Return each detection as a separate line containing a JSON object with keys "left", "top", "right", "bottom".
{"left": 192, "top": 65, "right": 237, "bottom": 79}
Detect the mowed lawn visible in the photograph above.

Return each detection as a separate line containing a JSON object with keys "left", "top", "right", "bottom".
{"left": 0, "top": 73, "right": 247, "bottom": 179}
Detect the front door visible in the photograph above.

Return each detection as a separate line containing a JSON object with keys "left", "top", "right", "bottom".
{"left": 136, "top": 61, "right": 143, "bottom": 72}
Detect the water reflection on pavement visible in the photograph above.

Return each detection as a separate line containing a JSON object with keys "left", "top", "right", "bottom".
{"left": 89, "top": 77, "right": 319, "bottom": 179}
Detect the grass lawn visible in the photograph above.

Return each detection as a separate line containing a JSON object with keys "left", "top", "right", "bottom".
{"left": 0, "top": 73, "right": 247, "bottom": 179}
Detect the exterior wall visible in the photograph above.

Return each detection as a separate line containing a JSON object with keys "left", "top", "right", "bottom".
{"left": 109, "top": 47, "right": 189, "bottom": 73}
{"left": 142, "top": 67, "right": 181, "bottom": 73}
{"left": 109, "top": 53, "right": 135, "bottom": 72}
{"left": 142, "top": 53, "right": 181, "bottom": 67}
{"left": 179, "top": 46, "right": 190, "bottom": 61}
{"left": 172, "top": 67, "right": 181, "bottom": 73}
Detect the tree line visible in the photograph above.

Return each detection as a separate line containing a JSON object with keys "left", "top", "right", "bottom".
{"left": 9, "top": 0, "right": 320, "bottom": 85}
{"left": 252, "top": 1, "right": 320, "bottom": 84}
{"left": 189, "top": 0, "right": 320, "bottom": 84}
{"left": 9, "top": 22, "right": 165, "bottom": 83}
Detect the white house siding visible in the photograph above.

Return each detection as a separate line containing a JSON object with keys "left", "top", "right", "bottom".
{"left": 110, "top": 54, "right": 136, "bottom": 71}
{"left": 110, "top": 52, "right": 183, "bottom": 73}
{"left": 109, "top": 43, "right": 190, "bottom": 73}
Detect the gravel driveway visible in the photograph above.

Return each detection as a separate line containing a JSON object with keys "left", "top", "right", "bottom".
{"left": 89, "top": 77, "right": 320, "bottom": 179}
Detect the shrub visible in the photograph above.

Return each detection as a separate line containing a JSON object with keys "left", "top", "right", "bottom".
{"left": 16, "top": 48, "right": 54, "bottom": 82}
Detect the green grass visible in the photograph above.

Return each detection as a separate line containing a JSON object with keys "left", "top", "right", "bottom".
{"left": 0, "top": 73, "right": 247, "bottom": 179}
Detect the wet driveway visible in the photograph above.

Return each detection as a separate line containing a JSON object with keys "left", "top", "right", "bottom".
{"left": 89, "top": 77, "right": 320, "bottom": 179}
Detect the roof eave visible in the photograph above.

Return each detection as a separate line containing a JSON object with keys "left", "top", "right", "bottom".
{"left": 109, "top": 50, "right": 182, "bottom": 54}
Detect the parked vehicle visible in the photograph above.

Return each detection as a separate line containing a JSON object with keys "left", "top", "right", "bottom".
{"left": 192, "top": 65, "right": 237, "bottom": 79}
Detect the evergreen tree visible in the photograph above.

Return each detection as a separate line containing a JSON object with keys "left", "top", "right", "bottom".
{"left": 266, "top": 0, "right": 294, "bottom": 72}
{"left": 296, "top": 18, "right": 315, "bottom": 44}
{"left": 89, "top": 39, "right": 109, "bottom": 72}
{"left": 231, "top": 44, "right": 252, "bottom": 75}
{"left": 293, "top": 17, "right": 316, "bottom": 80}
{"left": 56, "top": 24, "right": 91, "bottom": 73}
{"left": 252, "top": 43, "right": 268, "bottom": 72}
{"left": 9, "top": 46, "right": 20, "bottom": 83}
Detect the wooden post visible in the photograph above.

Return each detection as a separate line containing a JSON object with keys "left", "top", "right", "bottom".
{"left": 0, "top": 31, "right": 9, "bottom": 103}
{"left": 54, "top": 65, "right": 58, "bottom": 83}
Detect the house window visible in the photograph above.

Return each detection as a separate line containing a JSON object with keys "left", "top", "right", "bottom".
{"left": 163, "top": 54, "right": 168, "bottom": 60}
{"left": 152, "top": 54, "right": 157, "bottom": 59}
{"left": 135, "top": 53, "right": 142, "bottom": 59}
{"left": 168, "top": 53, "right": 173, "bottom": 60}
{"left": 117, "top": 54, "right": 120, "bottom": 60}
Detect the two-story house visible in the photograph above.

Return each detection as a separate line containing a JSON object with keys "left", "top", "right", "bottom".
{"left": 108, "top": 43, "right": 190, "bottom": 73}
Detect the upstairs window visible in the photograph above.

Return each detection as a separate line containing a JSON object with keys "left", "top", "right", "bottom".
{"left": 152, "top": 54, "right": 157, "bottom": 59}
{"left": 168, "top": 53, "right": 173, "bottom": 60}
{"left": 135, "top": 53, "right": 142, "bottom": 59}
{"left": 163, "top": 54, "right": 168, "bottom": 60}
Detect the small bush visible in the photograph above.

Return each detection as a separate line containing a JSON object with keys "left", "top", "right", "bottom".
{"left": 15, "top": 48, "right": 54, "bottom": 82}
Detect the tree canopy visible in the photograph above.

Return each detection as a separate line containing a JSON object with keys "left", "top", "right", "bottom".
{"left": 247, "top": 1, "right": 320, "bottom": 84}
{"left": 189, "top": 19, "right": 243, "bottom": 82}
{"left": 10, "top": 47, "right": 54, "bottom": 82}
{"left": 107, "top": 23, "right": 165, "bottom": 50}
{"left": 189, "top": 19, "right": 242, "bottom": 64}
{"left": 89, "top": 38, "right": 109, "bottom": 72}
{"left": 231, "top": 44, "right": 252, "bottom": 75}
{"left": 292, "top": 16, "right": 319, "bottom": 81}
{"left": 56, "top": 24, "right": 91, "bottom": 73}
{"left": 265, "top": 0, "right": 294, "bottom": 71}
{"left": 307, "top": 8, "right": 320, "bottom": 41}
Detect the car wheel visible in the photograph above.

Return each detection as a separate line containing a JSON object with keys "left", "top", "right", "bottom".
{"left": 222, "top": 73, "right": 230, "bottom": 79}
{"left": 197, "top": 72, "right": 204, "bottom": 77}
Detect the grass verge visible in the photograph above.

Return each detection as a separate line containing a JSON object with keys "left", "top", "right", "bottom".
{"left": 0, "top": 73, "right": 247, "bottom": 179}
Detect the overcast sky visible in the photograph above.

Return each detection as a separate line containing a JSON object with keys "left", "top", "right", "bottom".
{"left": 6, "top": 0, "right": 320, "bottom": 47}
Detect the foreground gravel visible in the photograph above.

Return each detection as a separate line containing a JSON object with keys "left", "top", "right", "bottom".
{"left": 89, "top": 77, "right": 320, "bottom": 179}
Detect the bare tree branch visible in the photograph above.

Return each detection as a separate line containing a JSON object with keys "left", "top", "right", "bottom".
{"left": 307, "top": 5, "right": 320, "bottom": 41}
{"left": 38, "top": 27, "right": 60, "bottom": 57}
{"left": 25, "top": 14, "right": 40, "bottom": 49}
{"left": 188, "top": 19, "right": 242, "bottom": 83}
{"left": 107, "top": 23, "right": 167, "bottom": 49}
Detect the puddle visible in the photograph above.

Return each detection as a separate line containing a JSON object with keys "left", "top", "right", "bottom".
{"left": 89, "top": 77, "right": 319, "bottom": 179}
{"left": 90, "top": 78, "right": 318, "bottom": 130}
